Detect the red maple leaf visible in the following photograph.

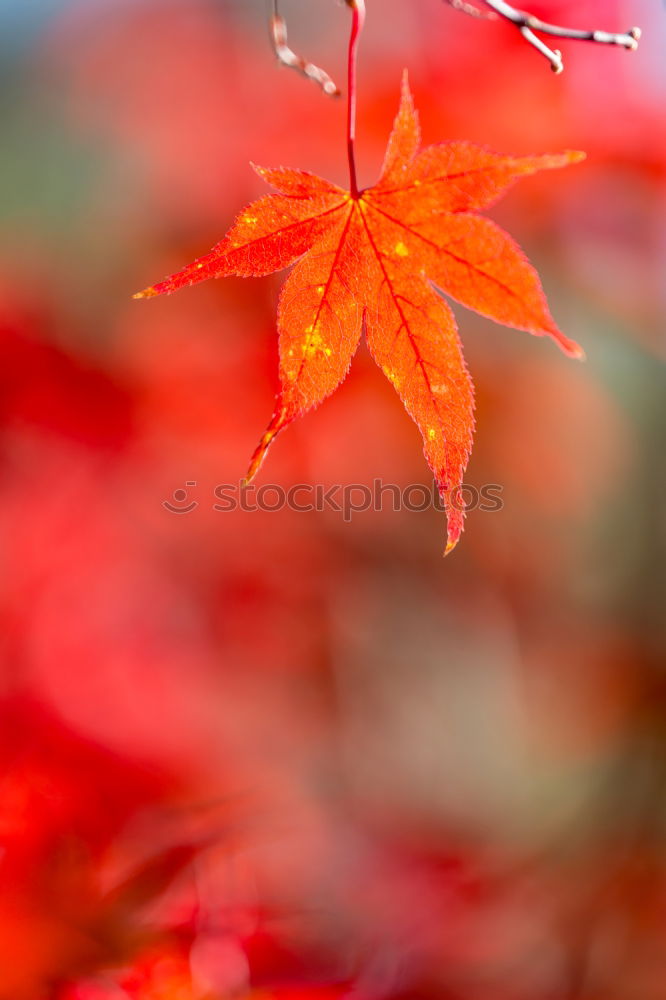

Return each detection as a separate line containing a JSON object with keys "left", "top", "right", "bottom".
{"left": 135, "top": 73, "right": 584, "bottom": 552}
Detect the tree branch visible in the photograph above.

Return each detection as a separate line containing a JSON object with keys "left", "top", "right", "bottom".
{"left": 444, "top": 0, "right": 641, "bottom": 73}
{"left": 268, "top": 0, "right": 340, "bottom": 96}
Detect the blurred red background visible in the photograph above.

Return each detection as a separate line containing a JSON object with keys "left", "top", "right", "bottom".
{"left": 0, "top": 1, "right": 664, "bottom": 997}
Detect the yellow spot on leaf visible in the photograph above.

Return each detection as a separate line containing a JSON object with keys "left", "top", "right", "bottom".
{"left": 301, "top": 326, "right": 330, "bottom": 360}
{"left": 242, "top": 214, "right": 258, "bottom": 225}
{"left": 394, "top": 242, "right": 409, "bottom": 257}
{"left": 317, "top": 286, "right": 325, "bottom": 295}
{"left": 428, "top": 428, "right": 437, "bottom": 441}
{"left": 381, "top": 366, "right": 402, "bottom": 387}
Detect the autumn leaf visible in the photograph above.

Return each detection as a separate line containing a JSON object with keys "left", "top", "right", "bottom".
{"left": 135, "top": 72, "right": 584, "bottom": 553}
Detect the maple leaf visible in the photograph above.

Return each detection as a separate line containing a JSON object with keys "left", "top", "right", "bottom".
{"left": 135, "top": 72, "right": 584, "bottom": 553}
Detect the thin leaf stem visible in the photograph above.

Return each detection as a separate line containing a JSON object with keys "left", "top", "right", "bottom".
{"left": 346, "top": 0, "right": 366, "bottom": 198}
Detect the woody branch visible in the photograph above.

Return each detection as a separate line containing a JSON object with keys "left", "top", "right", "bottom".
{"left": 444, "top": 0, "right": 640, "bottom": 74}
{"left": 268, "top": 1, "right": 641, "bottom": 92}
{"left": 268, "top": 0, "right": 340, "bottom": 95}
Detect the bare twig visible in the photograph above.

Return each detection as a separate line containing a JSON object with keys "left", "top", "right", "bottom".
{"left": 445, "top": 0, "right": 495, "bottom": 19}
{"left": 269, "top": 0, "right": 340, "bottom": 96}
{"left": 444, "top": 0, "right": 641, "bottom": 73}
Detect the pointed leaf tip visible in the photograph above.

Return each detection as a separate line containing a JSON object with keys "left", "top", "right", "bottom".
{"left": 133, "top": 287, "right": 158, "bottom": 299}
{"left": 444, "top": 507, "right": 464, "bottom": 556}
{"left": 399, "top": 68, "right": 414, "bottom": 110}
{"left": 444, "top": 537, "right": 459, "bottom": 557}
{"left": 244, "top": 439, "right": 271, "bottom": 486}
{"left": 378, "top": 69, "right": 421, "bottom": 184}
{"left": 245, "top": 408, "right": 289, "bottom": 485}
{"left": 555, "top": 332, "right": 586, "bottom": 360}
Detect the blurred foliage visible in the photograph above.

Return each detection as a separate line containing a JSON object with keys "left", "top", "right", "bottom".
{"left": 0, "top": 1, "right": 665, "bottom": 998}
